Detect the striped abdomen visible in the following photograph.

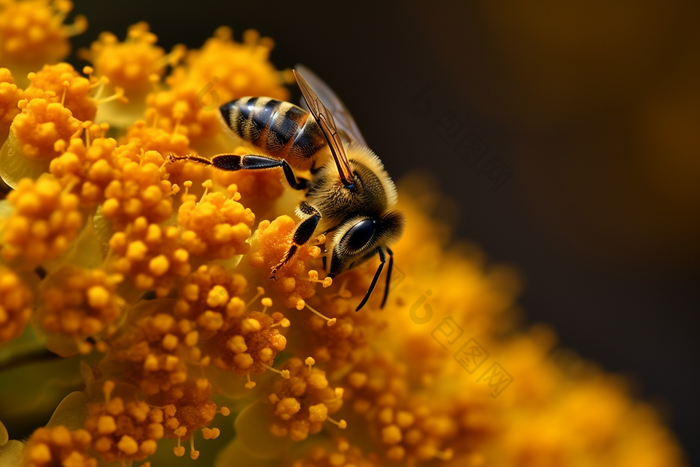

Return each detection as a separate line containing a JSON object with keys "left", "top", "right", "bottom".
{"left": 219, "top": 97, "right": 328, "bottom": 170}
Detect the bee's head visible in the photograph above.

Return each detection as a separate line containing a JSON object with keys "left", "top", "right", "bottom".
{"left": 327, "top": 210, "right": 405, "bottom": 276}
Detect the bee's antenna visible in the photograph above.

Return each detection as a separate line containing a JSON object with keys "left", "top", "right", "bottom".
{"left": 380, "top": 247, "right": 394, "bottom": 309}
{"left": 355, "top": 247, "right": 386, "bottom": 311}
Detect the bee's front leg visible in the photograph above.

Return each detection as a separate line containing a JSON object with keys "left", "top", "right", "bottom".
{"left": 270, "top": 202, "right": 321, "bottom": 280}
{"left": 167, "top": 153, "right": 308, "bottom": 190}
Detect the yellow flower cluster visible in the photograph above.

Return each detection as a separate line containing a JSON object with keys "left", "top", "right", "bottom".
{"left": 0, "top": 68, "right": 22, "bottom": 142}
{"left": 269, "top": 357, "right": 346, "bottom": 441}
{"left": 249, "top": 215, "right": 329, "bottom": 309}
{"left": 292, "top": 441, "right": 378, "bottom": 467}
{"left": 153, "top": 26, "right": 289, "bottom": 143}
{"left": 12, "top": 97, "right": 81, "bottom": 160}
{"left": 22, "top": 425, "right": 96, "bottom": 467}
{"left": 205, "top": 301, "right": 289, "bottom": 380}
{"left": 0, "top": 0, "right": 87, "bottom": 86}
{"left": 0, "top": 266, "right": 31, "bottom": 344}
{"left": 0, "top": 4, "right": 689, "bottom": 467}
{"left": 48, "top": 135, "right": 118, "bottom": 207}
{"left": 173, "top": 264, "right": 247, "bottom": 324}
{"left": 1, "top": 175, "right": 81, "bottom": 267}
{"left": 178, "top": 184, "right": 255, "bottom": 259}
{"left": 82, "top": 22, "right": 180, "bottom": 95}
{"left": 39, "top": 265, "right": 124, "bottom": 355}
{"left": 109, "top": 218, "right": 190, "bottom": 297}
{"left": 83, "top": 381, "right": 161, "bottom": 463}
{"left": 111, "top": 305, "right": 201, "bottom": 395}
{"left": 25, "top": 63, "right": 96, "bottom": 121}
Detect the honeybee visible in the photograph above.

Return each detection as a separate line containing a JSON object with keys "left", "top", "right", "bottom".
{"left": 168, "top": 66, "right": 405, "bottom": 311}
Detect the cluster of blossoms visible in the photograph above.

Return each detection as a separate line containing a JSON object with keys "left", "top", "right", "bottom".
{"left": 0, "top": 2, "right": 689, "bottom": 467}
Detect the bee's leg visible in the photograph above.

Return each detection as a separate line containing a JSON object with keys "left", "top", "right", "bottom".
{"left": 380, "top": 247, "right": 394, "bottom": 309}
{"left": 167, "top": 153, "right": 308, "bottom": 190}
{"left": 355, "top": 247, "right": 386, "bottom": 312}
{"left": 270, "top": 201, "right": 321, "bottom": 280}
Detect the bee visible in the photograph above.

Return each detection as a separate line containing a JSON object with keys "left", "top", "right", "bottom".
{"left": 168, "top": 66, "right": 405, "bottom": 311}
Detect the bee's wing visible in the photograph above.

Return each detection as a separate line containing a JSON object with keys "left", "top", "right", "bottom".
{"left": 294, "top": 64, "right": 368, "bottom": 147}
{"left": 293, "top": 67, "right": 357, "bottom": 189}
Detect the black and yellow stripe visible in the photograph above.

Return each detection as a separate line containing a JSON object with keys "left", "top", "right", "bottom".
{"left": 219, "top": 97, "right": 328, "bottom": 169}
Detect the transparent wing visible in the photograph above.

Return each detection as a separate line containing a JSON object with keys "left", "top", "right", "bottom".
{"left": 293, "top": 68, "right": 356, "bottom": 189}
{"left": 294, "top": 64, "right": 368, "bottom": 147}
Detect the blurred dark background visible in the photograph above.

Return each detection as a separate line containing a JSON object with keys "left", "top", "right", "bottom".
{"left": 66, "top": 0, "right": 700, "bottom": 464}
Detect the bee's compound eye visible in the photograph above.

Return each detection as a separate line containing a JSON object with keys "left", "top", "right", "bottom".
{"left": 344, "top": 219, "right": 375, "bottom": 252}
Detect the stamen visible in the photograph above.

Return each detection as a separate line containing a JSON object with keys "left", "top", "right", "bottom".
{"left": 304, "top": 270, "right": 333, "bottom": 288}
{"left": 89, "top": 124, "right": 101, "bottom": 145}
{"left": 159, "top": 156, "right": 170, "bottom": 171}
{"left": 97, "top": 86, "right": 128, "bottom": 105}
{"left": 260, "top": 363, "right": 290, "bottom": 379}
{"left": 92, "top": 76, "right": 109, "bottom": 99}
{"left": 70, "top": 125, "right": 84, "bottom": 139}
{"left": 324, "top": 387, "right": 344, "bottom": 403}
{"left": 327, "top": 416, "right": 347, "bottom": 429}
{"left": 190, "top": 437, "right": 199, "bottom": 460}
{"left": 226, "top": 184, "right": 241, "bottom": 201}
{"left": 173, "top": 116, "right": 183, "bottom": 136}
{"left": 245, "top": 370, "right": 256, "bottom": 389}
{"left": 61, "top": 176, "right": 79, "bottom": 195}
{"left": 100, "top": 122, "right": 110, "bottom": 138}
{"left": 270, "top": 318, "right": 290, "bottom": 328}
{"left": 82, "top": 121, "right": 92, "bottom": 147}
{"left": 200, "top": 180, "right": 213, "bottom": 201}
{"left": 88, "top": 75, "right": 106, "bottom": 89}
{"left": 60, "top": 80, "right": 69, "bottom": 106}
{"left": 246, "top": 287, "right": 265, "bottom": 308}
{"left": 298, "top": 300, "right": 336, "bottom": 326}
{"left": 183, "top": 181, "right": 193, "bottom": 197}
{"left": 202, "top": 427, "right": 220, "bottom": 440}
{"left": 103, "top": 380, "right": 115, "bottom": 403}
{"left": 62, "top": 15, "right": 88, "bottom": 37}
{"left": 261, "top": 297, "right": 272, "bottom": 314}
{"left": 155, "top": 44, "right": 187, "bottom": 68}
{"left": 305, "top": 357, "right": 315, "bottom": 370}
{"left": 174, "top": 436, "right": 185, "bottom": 457}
